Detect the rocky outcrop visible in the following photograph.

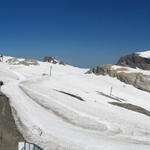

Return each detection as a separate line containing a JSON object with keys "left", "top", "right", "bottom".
{"left": 117, "top": 53, "right": 150, "bottom": 70}
{"left": 87, "top": 64, "right": 128, "bottom": 77}
{"left": 6, "top": 58, "right": 39, "bottom": 66}
{"left": 87, "top": 64, "right": 113, "bottom": 75}
{"left": 0, "top": 93, "right": 24, "bottom": 150}
{"left": 87, "top": 64, "right": 150, "bottom": 93}
{"left": 43, "top": 56, "right": 65, "bottom": 65}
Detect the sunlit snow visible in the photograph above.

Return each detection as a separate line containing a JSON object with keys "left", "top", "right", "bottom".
{"left": 1, "top": 56, "right": 150, "bottom": 150}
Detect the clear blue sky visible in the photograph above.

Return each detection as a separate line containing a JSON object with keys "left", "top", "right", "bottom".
{"left": 0, "top": 0, "right": 150, "bottom": 67}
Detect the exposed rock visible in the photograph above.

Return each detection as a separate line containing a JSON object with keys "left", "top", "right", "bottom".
{"left": 43, "top": 56, "right": 57, "bottom": 64}
{"left": 0, "top": 93, "right": 24, "bottom": 150}
{"left": 86, "top": 64, "right": 127, "bottom": 77}
{"left": 117, "top": 53, "right": 150, "bottom": 70}
{"left": 43, "top": 56, "right": 65, "bottom": 65}
{"left": 87, "top": 64, "right": 113, "bottom": 75}
{"left": 59, "top": 61, "right": 65, "bottom": 65}
{"left": 6, "top": 58, "right": 39, "bottom": 66}
{"left": 87, "top": 51, "right": 150, "bottom": 93}
{"left": 87, "top": 64, "right": 150, "bottom": 93}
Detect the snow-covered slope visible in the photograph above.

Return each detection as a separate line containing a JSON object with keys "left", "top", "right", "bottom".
{"left": 1, "top": 56, "right": 150, "bottom": 150}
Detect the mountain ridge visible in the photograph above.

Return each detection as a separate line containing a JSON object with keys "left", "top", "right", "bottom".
{"left": 87, "top": 50, "right": 150, "bottom": 93}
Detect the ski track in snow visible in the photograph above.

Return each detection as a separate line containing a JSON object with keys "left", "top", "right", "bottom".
{"left": 0, "top": 57, "right": 150, "bottom": 150}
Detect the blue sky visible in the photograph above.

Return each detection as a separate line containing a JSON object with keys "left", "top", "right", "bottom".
{"left": 0, "top": 0, "right": 150, "bottom": 67}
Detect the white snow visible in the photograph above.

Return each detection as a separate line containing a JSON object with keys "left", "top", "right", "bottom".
{"left": 112, "top": 65, "right": 150, "bottom": 75}
{"left": 1, "top": 56, "right": 150, "bottom": 150}
{"left": 136, "top": 50, "right": 150, "bottom": 58}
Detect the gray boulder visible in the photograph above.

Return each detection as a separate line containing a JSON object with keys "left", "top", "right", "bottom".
{"left": 87, "top": 64, "right": 113, "bottom": 75}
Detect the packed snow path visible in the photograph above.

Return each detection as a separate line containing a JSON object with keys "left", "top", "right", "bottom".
{"left": 1, "top": 57, "right": 150, "bottom": 150}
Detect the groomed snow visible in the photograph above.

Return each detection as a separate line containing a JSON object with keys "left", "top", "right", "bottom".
{"left": 1, "top": 56, "right": 150, "bottom": 150}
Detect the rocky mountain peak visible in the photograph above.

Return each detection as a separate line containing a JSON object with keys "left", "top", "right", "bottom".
{"left": 117, "top": 51, "right": 150, "bottom": 70}
{"left": 43, "top": 56, "right": 65, "bottom": 65}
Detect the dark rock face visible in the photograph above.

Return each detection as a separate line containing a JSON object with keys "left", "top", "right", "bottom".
{"left": 117, "top": 53, "right": 150, "bottom": 70}
{"left": 87, "top": 64, "right": 150, "bottom": 93}
{"left": 0, "top": 93, "right": 24, "bottom": 150}
{"left": 43, "top": 56, "right": 57, "bottom": 63}
{"left": 43, "top": 56, "right": 65, "bottom": 65}
{"left": 59, "top": 61, "right": 65, "bottom": 65}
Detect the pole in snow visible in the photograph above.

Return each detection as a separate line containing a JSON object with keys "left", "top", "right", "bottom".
{"left": 0, "top": 81, "right": 4, "bottom": 93}
{"left": 110, "top": 86, "right": 113, "bottom": 96}
{"left": 50, "top": 65, "right": 52, "bottom": 77}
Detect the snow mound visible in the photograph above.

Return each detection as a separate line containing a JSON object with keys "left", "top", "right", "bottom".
{"left": 136, "top": 50, "right": 150, "bottom": 58}
{"left": 43, "top": 56, "right": 65, "bottom": 65}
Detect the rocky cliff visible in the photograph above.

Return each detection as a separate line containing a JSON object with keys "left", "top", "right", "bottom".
{"left": 117, "top": 53, "right": 150, "bottom": 70}
{"left": 0, "top": 93, "right": 24, "bottom": 150}
{"left": 87, "top": 50, "right": 150, "bottom": 93}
